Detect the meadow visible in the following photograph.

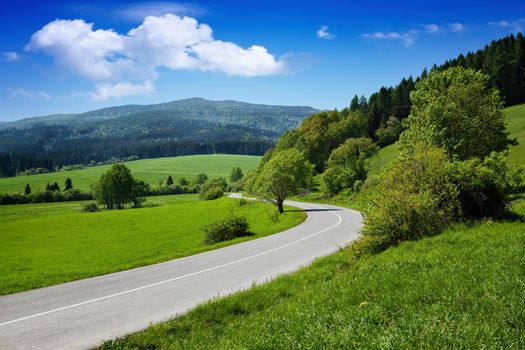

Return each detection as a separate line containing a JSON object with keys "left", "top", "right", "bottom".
{"left": 0, "top": 154, "right": 261, "bottom": 193}
{"left": 0, "top": 195, "right": 305, "bottom": 295}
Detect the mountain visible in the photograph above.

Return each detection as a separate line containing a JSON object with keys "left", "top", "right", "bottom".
{"left": 0, "top": 98, "right": 318, "bottom": 176}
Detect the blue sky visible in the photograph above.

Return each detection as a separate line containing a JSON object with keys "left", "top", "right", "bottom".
{"left": 0, "top": 0, "right": 523, "bottom": 121}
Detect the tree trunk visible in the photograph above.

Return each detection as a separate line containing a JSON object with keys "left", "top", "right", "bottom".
{"left": 277, "top": 199, "right": 284, "bottom": 213}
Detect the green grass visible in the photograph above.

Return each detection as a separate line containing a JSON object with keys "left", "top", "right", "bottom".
{"left": 100, "top": 197, "right": 525, "bottom": 349}
{"left": 505, "top": 103, "right": 525, "bottom": 166}
{"left": 0, "top": 154, "right": 261, "bottom": 194}
{"left": 0, "top": 196, "right": 305, "bottom": 295}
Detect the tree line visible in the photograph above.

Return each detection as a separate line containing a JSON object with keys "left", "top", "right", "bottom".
{"left": 349, "top": 32, "right": 525, "bottom": 146}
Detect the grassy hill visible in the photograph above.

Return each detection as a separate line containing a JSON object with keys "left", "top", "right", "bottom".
{"left": 0, "top": 154, "right": 261, "bottom": 193}
{"left": 368, "top": 103, "right": 524, "bottom": 177}
{"left": 100, "top": 196, "right": 525, "bottom": 349}
{"left": 0, "top": 195, "right": 305, "bottom": 295}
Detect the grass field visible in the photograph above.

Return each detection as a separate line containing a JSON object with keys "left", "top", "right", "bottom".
{"left": 505, "top": 103, "right": 525, "bottom": 166}
{"left": 100, "top": 196, "right": 525, "bottom": 349}
{"left": 0, "top": 195, "right": 305, "bottom": 295}
{"left": 0, "top": 154, "right": 261, "bottom": 194}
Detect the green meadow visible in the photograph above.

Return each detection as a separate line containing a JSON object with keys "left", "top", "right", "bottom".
{"left": 0, "top": 195, "right": 305, "bottom": 295}
{"left": 0, "top": 154, "right": 261, "bottom": 194}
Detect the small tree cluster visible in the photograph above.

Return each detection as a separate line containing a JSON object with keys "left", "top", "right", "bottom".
{"left": 92, "top": 164, "right": 150, "bottom": 209}
{"left": 203, "top": 212, "right": 250, "bottom": 244}
{"left": 321, "top": 137, "right": 377, "bottom": 196}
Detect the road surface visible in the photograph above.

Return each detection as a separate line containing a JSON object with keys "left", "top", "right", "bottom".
{"left": 0, "top": 198, "right": 362, "bottom": 349}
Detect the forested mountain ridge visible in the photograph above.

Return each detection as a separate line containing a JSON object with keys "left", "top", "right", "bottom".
{"left": 0, "top": 98, "right": 318, "bottom": 176}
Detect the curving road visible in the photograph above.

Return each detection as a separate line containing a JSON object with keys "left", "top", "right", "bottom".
{"left": 0, "top": 197, "right": 362, "bottom": 349}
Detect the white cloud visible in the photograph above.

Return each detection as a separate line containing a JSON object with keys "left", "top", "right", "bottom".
{"left": 27, "top": 14, "right": 287, "bottom": 100}
{"left": 488, "top": 18, "right": 525, "bottom": 32}
{"left": 363, "top": 30, "right": 419, "bottom": 47}
{"left": 317, "top": 25, "right": 335, "bottom": 40}
{"left": 2, "top": 51, "right": 19, "bottom": 61}
{"left": 9, "top": 88, "right": 51, "bottom": 100}
{"left": 448, "top": 22, "right": 464, "bottom": 32}
{"left": 424, "top": 24, "right": 440, "bottom": 34}
{"left": 117, "top": 2, "right": 205, "bottom": 22}
{"left": 90, "top": 81, "right": 154, "bottom": 101}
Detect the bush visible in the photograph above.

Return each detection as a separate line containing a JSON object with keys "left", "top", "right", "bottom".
{"left": 199, "top": 179, "right": 227, "bottom": 200}
{"left": 200, "top": 186, "right": 224, "bottom": 200}
{"left": 81, "top": 202, "right": 99, "bottom": 212}
{"left": 446, "top": 151, "right": 524, "bottom": 218}
{"left": 361, "top": 145, "right": 459, "bottom": 251}
{"left": 203, "top": 212, "right": 250, "bottom": 244}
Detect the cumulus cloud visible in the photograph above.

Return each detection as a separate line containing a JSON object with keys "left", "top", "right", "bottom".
{"left": 424, "top": 24, "right": 440, "bottom": 34}
{"left": 90, "top": 81, "right": 154, "bottom": 101}
{"left": 9, "top": 88, "right": 51, "bottom": 100}
{"left": 317, "top": 25, "right": 335, "bottom": 40}
{"left": 2, "top": 51, "right": 19, "bottom": 61}
{"left": 448, "top": 22, "right": 464, "bottom": 32}
{"left": 363, "top": 30, "right": 419, "bottom": 47}
{"left": 27, "top": 14, "right": 287, "bottom": 101}
{"left": 488, "top": 18, "right": 525, "bottom": 32}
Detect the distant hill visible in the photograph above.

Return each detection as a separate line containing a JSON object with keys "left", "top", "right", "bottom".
{"left": 0, "top": 98, "right": 318, "bottom": 176}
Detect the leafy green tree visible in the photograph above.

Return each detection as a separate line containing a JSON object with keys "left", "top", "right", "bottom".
{"left": 196, "top": 173, "right": 208, "bottom": 185}
{"left": 230, "top": 167, "right": 243, "bottom": 183}
{"left": 251, "top": 149, "right": 312, "bottom": 213}
{"left": 166, "top": 175, "right": 174, "bottom": 186}
{"left": 401, "top": 67, "right": 513, "bottom": 160}
{"left": 52, "top": 182, "right": 61, "bottom": 192}
{"left": 24, "top": 183, "right": 31, "bottom": 195}
{"left": 321, "top": 137, "right": 378, "bottom": 196}
{"left": 64, "top": 178, "right": 73, "bottom": 190}
{"left": 178, "top": 177, "right": 189, "bottom": 186}
{"left": 45, "top": 183, "right": 52, "bottom": 191}
{"left": 92, "top": 164, "right": 136, "bottom": 209}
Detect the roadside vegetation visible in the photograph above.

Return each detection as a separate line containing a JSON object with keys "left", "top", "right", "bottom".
{"left": 0, "top": 195, "right": 306, "bottom": 295}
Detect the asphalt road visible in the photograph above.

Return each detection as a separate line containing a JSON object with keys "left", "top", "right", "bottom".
{"left": 0, "top": 198, "right": 362, "bottom": 349}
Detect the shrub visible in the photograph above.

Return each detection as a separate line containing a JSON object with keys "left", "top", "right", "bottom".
{"left": 203, "top": 212, "right": 250, "bottom": 244}
{"left": 446, "top": 152, "right": 524, "bottom": 218}
{"left": 81, "top": 202, "right": 99, "bottom": 212}
{"left": 237, "top": 198, "right": 248, "bottom": 206}
{"left": 199, "top": 178, "right": 227, "bottom": 200}
{"left": 200, "top": 186, "right": 224, "bottom": 200}
{"left": 361, "top": 145, "right": 459, "bottom": 251}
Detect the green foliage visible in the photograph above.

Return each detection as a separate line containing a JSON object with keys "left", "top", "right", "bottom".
{"left": 321, "top": 137, "right": 378, "bottom": 196}
{"left": 230, "top": 167, "right": 243, "bottom": 183}
{"left": 202, "top": 212, "right": 250, "bottom": 244}
{"left": 92, "top": 164, "right": 149, "bottom": 209}
{"left": 276, "top": 110, "right": 369, "bottom": 172}
{"left": 375, "top": 116, "right": 403, "bottom": 146}
{"left": 24, "top": 183, "right": 31, "bottom": 195}
{"left": 199, "top": 178, "right": 227, "bottom": 200}
{"left": 200, "top": 187, "right": 224, "bottom": 200}
{"left": 178, "top": 177, "right": 189, "bottom": 186}
{"left": 401, "top": 67, "right": 512, "bottom": 160}
{"left": 81, "top": 202, "right": 99, "bottom": 213}
{"left": 64, "top": 178, "right": 73, "bottom": 190}
{"left": 447, "top": 152, "right": 524, "bottom": 218}
{"left": 250, "top": 149, "right": 313, "bottom": 213}
{"left": 195, "top": 173, "right": 208, "bottom": 185}
{"left": 362, "top": 145, "right": 459, "bottom": 249}
{"left": 166, "top": 175, "right": 174, "bottom": 186}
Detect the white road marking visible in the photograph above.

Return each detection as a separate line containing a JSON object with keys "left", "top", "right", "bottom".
{"left": 0, "top": 207, "right": 342, "bottom": 327}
